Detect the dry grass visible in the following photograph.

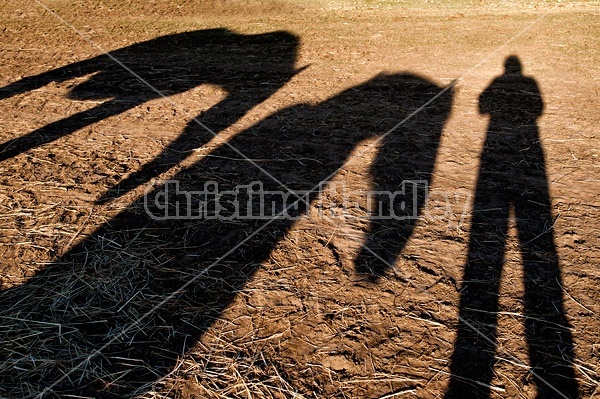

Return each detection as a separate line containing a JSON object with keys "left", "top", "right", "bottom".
{"left": 0, "top": 0, "right": 598, "bottom": 398}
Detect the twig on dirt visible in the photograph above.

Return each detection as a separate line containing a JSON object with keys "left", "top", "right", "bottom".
{"left": 377, "top": 387, "right": 418, "bottom": 398}
{"left": 556, "top": 278, "right": 596, "bottom": 315}
{"left": 429, "top": 367, "right": 506, "bottom": 393}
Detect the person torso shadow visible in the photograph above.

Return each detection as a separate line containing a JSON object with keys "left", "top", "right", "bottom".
{"left": 445, "top": 56, "right": 579, "bottom": 399}
{"left": 0, "top": 71, "right": 453, "bottom": 397}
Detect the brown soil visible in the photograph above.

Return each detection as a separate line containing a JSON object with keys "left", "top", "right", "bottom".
{"left": 0, "top": 1, "right": 598, "bottom": 398}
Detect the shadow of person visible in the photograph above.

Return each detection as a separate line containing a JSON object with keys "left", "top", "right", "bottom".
{"left": 0, "top": 28, "right": 300, "bottom": 170}
{"left": 445, "top": 56, "right": 579, "bottom": 399}
{"left": 0, "top": 72, "right": 452, "bottom": 397}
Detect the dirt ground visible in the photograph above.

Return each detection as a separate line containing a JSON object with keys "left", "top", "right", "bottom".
{"left": 0, "top": 0, "right": 598, "bottom": 398}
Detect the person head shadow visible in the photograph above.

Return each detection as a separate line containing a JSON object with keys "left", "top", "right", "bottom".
{"left": 0, "top": 72, "right": 453, "bottom": 397}
{"left": 445, "top": 55, "right": 579, "bottom": 398}
{"left": 0, "top": 28, "right": 300, "bottom": 165}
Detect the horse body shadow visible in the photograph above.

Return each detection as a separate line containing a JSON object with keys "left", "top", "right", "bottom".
{"left": 0, "top": 28, "right": 300, "bottom": 175}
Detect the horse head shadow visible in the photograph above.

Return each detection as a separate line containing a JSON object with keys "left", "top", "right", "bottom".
{"left": 354, "top": 82, "right": 454, "bottom": 278}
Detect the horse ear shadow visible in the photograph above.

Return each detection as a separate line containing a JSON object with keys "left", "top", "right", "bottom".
{"left": 293, "top": 63, "right": 311, "bottom": 77}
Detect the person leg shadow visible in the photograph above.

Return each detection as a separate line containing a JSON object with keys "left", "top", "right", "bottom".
{"left": 445, "top": 56, "right": 579, "bottom": 399}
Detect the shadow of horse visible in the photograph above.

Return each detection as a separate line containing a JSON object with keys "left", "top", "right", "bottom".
{"left": 0, "top": 67, "right": 453, "bottom": 397}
